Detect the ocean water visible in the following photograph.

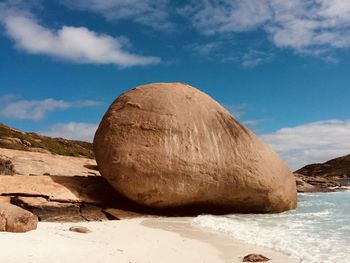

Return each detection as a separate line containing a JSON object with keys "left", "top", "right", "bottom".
{"left": 193, "top": 191, "right": 350, "bottom": 263}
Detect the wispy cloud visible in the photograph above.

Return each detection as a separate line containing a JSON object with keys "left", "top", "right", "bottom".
{"left": 223, "top": 102, "right": 269, "bottom": 134}
{"left": 180, "top": 0, "right": 350, "bottom": 59}
{"left": 0, "top": 95, "right": 101, "bottom": 121}
{"left": 178, "top": 0, "right": 271, "bottom": 35}
{"left": 42, "top": 122, "right": 98, "bottom": 142}
{"left": 241, "top": 119, "right": 270, "bottom": 134}
{"left": 261, "top": 120, "right": 350, "bottom": 170}
{"left": 60, "top": 0, "right": 174, "bottom": 31}
{"left": 242, "top": 49, "right": 273, "bottom": 68}
{"left": 0, "top": 2, "right": 160, "bottom": 66}
{"left": 186, "top": 42, "right": 224, "bottom": 56}
{"left": 186, "top": 41, "right": 273, "bottom": 68}
{"left": 224, "top": 103, "right": 249, "bottom": 119}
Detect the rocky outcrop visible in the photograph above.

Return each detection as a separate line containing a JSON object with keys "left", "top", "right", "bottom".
{"left": 0, "top": 175, "right": 115, "bottom": 204}
{"left": 295, "top": 174, "right": 318, "bottom": 192}
{"left": 294, "top": 173, "right": 347, "bottom": 192}
{"left": 0, "top": 175, "right": 120, "bottom": 222}
{"left": 0, "top": 148, "right": 159, "bottom": 222}
{"left": 0, "top": 174, "right": 165, "bottom": 221}
{"left": 14, "top": 196, "right": 110, "bottom": 222}
{"left": 0, "top": 136, "right": 22, "bottom": 145}
{"left": 0, "top": 202, "right": 38, "bottom": 233}
{"left": 94, "top": 82, "right": 297, "bottom": 213}
{"left": 0, "top": 148, "right": 111, "bottom": 222}
{"left": 295, "top": 154, "right": 350, "bottom": 192}
{"left": 296, "top": 154, "right": 350, "bottom": 179}
{"left": 0, "top": 148, "right": 99, "bottom": 176}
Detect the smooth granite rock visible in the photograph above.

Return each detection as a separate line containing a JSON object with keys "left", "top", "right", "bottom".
{"left": 94, "top": 83, "right": 297, "bottom": 213}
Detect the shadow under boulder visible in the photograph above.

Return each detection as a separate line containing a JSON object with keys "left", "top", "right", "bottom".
{"left": 0, "top": 174, "right": 142, "bottom": 222}
{"left": 0, "top": 173, "right": 285, "bottom": 223}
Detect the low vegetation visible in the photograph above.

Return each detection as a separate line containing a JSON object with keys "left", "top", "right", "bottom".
{"left": 0, "top": 123, "right": 94, "bottom": 159}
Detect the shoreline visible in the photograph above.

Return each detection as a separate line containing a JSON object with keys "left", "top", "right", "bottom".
{"left": 144, "top": 217, "right": 297, "bottom": 263}
{"left": 0, "top": 217, "right": 297, "bottom": 263}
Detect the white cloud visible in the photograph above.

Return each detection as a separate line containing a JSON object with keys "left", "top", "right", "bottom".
{"left": 3, "top": 0, "right": 349, "bottom": 62}
{"left": 42, "top": 122, "right": 98, "bottom": 142}
{"left": 0, "top": 96, "right": 101, "bottom": 121}
{"left": 261, "top": 120, "right": 350, "bottom": 170}
{"left": 0, "top": 5, "right": 160, "bottom": 66}
{"left": 60, "top": 0, "right": 173, "bottom": 31}
{"left": 0, "top": 98, "right": 69, "bottom": 121}
{"left": 181, "top": 0, "right": 350, "bottom": 57}
{"left": 267, "top": 0, "right": 350, "bottom": 54}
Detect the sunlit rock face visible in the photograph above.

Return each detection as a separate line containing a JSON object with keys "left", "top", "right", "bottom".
{"left": 94, "top": 83, "right": 297, "bottom": 213}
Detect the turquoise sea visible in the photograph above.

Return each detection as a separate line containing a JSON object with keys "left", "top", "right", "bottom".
{"left": 193, "top": 190, "right": 350, "bottom": 263}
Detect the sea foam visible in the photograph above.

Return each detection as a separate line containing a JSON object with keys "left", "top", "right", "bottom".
{"left": 193, "top": 191, "right": 350, "bottom": 263}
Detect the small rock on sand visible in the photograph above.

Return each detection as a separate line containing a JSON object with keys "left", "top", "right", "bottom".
{"left": 69, "top": 226, "right": 91, "bottom": 233}
{"left": 243, "top": 254, "right": 270, "bottom": 262}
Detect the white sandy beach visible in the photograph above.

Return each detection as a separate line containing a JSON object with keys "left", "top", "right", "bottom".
{"left": 0, "top": 217, "right": 296, "bottom": 263}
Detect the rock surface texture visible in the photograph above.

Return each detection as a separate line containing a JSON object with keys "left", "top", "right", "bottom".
{"left": 0, "top": 156, "right": 15, "bottom": 175}
{"left": 0, "top": 202, "right": 38, "bottom": 232}
{"left": 0, "top": 148, "right": 99, "bottom": 177}
{"left": 94, "top": 83, "right": 297, "bottom": 213}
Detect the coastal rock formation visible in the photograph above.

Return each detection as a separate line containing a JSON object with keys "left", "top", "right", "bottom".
{"left": 296, "top": 154, "right": 350, "bottom": 179}
{"left": 0, "top": 175, "right": 115, "bottom": 204}
{"left": 0, "top": 202, "right": 38, "bottom": 232}
{"left": 295, "top": 174, "right": 318, "bottom": 192}
{"left": 0, "top": 175, "right": 119, "bottom": 222}
{"left": 94, "top": 82, "right": 297, "bottom": 213}
{"left": 294, "top": 154, "right": 350, "bottom": 192}
{"left": 294, "top": 173, "right": 347, "bottom": 192}
{"left": 0, "top": 148, "right": 158, "bottom": 222}
{"left": 0, "top": 148, "right": 99, "bottom": 177}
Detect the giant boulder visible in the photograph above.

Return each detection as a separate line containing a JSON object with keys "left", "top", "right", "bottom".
{"left": 94, "top": 83, "right": 297, "bottom": 213}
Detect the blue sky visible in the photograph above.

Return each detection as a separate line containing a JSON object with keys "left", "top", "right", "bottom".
{"left": 0, "top": 0, "right": 350, "bottom": 169}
